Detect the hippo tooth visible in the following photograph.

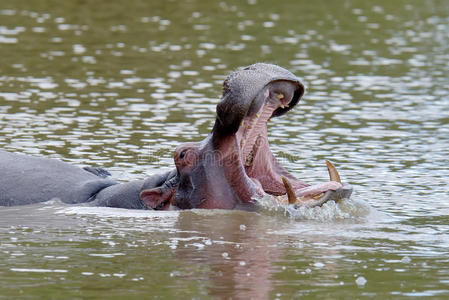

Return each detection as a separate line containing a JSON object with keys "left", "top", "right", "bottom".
{"left": 245, "top": 150, "right": 254, "bottom": 166}
{"left": 276, "top": 93, "right": 284, "bottom": 99}
{"left": 312, "top": 193, "right": 324, "bottom": 200}
{"left": 326, "top": 160, "right": 341, "bottom": 183}
{"left": 282, "top": 176, "right": 297, "bottom": 204}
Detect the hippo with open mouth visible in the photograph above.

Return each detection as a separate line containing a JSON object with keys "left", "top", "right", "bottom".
{"left": 0, "top": 63, "right": 352, "bottom": 210}
{"left": 141, "top": 63, "right": 353, "bottom": 210}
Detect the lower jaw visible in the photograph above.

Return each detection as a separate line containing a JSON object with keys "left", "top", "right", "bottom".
{"left": 226, "top": 133, "right": 349, "bottom": 206}
{"left": 295, "top": 184, "right": 353, "bottom": 207}
{"left": 244, "top": 162, "right": 349, "bottom": 207}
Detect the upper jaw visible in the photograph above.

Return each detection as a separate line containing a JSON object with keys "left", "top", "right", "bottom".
{"left": 213, "top": 64, "right": 305, "bottom": 140}
{"left": 223, "top": 100, "right": 351, "bottom": 208}
{"left": 210, "top": 64, "right": 351, "bottom": 208}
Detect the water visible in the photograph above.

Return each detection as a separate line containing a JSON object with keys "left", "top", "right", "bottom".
{"left": 1, "top": 0, "right": 448, "bottom": 298}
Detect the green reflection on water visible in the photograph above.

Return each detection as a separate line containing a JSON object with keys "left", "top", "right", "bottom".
{"left": 1, "top": 0, "right": 449, "bottom": 298}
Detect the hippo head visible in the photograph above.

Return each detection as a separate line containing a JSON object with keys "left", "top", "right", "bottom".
{"left": 141, "top": 63, "right": 352, "bottom": 210}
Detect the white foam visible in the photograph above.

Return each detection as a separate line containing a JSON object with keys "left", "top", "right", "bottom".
{"left": 258, "top": 195, "right": 372, "bottom": 221}
{"left": 89, "top": 253, "right": 125, "bottom": 258}
{"left": 56, "top": 206, "right": 179, "bottom": 219}
{"left": 10, "top": 268, "right": 67, "bottom": 273}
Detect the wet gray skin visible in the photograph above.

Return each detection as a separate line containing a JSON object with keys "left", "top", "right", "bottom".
{"left": 0, "top": 149, "right": 178, "bottom": 209}
{"left": 142, "top": 63, "right": 353, "bottom": 210}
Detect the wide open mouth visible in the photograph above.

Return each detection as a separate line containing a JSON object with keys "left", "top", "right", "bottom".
{"left": 234, "top": 85, "right": 350, "bottom": 206}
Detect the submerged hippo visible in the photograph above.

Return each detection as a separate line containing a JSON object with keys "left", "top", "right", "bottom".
{"left": 0, "top": 63, "right": 352, "bottom": 210}
{"left": 0, "top": 149, "right": 178, "bottom": 209}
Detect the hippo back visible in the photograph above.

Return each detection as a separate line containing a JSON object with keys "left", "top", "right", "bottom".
{"left": 0, "top": 150, "right": 117, "bottom": 206}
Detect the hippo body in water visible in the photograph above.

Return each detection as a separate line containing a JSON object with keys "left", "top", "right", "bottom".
{"left": 0, "top": 149, "right": 177, "bottom": 208}
{"left": 0, "top": 63, "right": 352, "bottom": 209}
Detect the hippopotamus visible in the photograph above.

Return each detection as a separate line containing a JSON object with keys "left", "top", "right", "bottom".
{"left": 0, "top": 63, "right": 352, "bottom": 210}
{"left": 141, "top": 63, "right": 353, "bottom": 210}
{"left": 0, "top": 149, "right": 178, "bottom": 208}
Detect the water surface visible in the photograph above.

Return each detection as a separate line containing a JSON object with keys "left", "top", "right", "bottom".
{"left": 1, "top": 0, "right": 448, "bottom": 298}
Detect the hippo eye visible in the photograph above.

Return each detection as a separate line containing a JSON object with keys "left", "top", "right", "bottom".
{"left": 179, "top": 150, "right": 187, "bottom": 159}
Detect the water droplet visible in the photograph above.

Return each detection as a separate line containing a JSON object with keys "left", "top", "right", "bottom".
{"left": 401, "top": 256, "right": 411, "bottom": 263}
{"left": 356, "top": 276, "right": 367, "bottom": 286}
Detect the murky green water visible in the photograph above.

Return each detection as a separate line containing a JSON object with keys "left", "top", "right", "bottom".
{"left": 1, "top": 0, "right": 448, "bottom": 298}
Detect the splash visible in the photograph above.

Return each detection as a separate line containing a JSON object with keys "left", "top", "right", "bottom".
{"left": 55, "top": 205, "right": 179, "bottom": 219}
{"left": 257, "top": 195, "right": 371, "bottom": 221}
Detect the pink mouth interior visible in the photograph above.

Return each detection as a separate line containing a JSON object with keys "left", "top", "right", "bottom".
{"left": 234, "top": 89, "right": 342, "bottom": 200}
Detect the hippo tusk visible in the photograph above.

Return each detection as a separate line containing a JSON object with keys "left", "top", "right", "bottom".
{"left": 325, "top": 160, "right": 341, "bottom": 183}
{"left": 282, "top": 176, "right": 297, "bottom": 204}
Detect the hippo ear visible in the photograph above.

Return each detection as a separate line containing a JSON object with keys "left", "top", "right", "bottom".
{"left": 140, "top": 187, "right": 173, "bottom": 210}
